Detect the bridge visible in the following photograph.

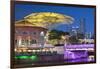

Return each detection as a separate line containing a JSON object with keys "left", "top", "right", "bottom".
{"left": 64, "top": 44, "right": 94, "bottom": 51}
{"left": 64, "top": 44, "right": 94, "bottom": 60}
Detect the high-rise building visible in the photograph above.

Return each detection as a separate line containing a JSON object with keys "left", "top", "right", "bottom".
{"left": 79, "top": 18, "right": 85, "bottom": 34}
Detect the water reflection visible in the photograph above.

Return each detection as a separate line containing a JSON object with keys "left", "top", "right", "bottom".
{"left": 64, "top": 55, "right": 94, "bottom": 63}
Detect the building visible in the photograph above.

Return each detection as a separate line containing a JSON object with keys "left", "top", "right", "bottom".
{"left": 14, "top": 20, "right": 59, "bottom": 55}
{"left": 15, "top": 20, "right": 47, "bottom": 48}
{"left": 79, "top": 18, "right": 85, "bottom": 34}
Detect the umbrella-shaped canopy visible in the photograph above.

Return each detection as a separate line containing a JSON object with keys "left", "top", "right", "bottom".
{"left": 24, "top": 12, "right": 74, "bottom": 28}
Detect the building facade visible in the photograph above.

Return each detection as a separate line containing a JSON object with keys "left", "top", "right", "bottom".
{"left": 15, "top": 20, "right": 47, "bottom": 48}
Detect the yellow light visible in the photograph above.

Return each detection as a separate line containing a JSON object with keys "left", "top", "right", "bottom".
{"left": 32, "top": 50, "right": 35, "bottom": 52}
{"left": 37, "top": 50, "right": 40, "bottom": 52}
{"left": 61, "top": 36, "right": 65, "bottom": 40}
{"left": 24, "top": 12, "right": 74, "bottom": 27}
{"left": 23, "top": 49, "right": 27, "bottom": 52}
{"left": 27, "top": 50, "right": 32, "bottom": 52}
{"left": 14, "top": 48, "right": 17, "bottom": 52}
{"left": 18, "top": 50, "right": 22, "bottom": 52}
{"left": 42, "top": 49, "right": 46, "bottom": 52}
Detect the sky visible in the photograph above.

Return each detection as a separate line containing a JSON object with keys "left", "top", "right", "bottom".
{"left": 15, "top": 3, "right": 95, "bottom": 34}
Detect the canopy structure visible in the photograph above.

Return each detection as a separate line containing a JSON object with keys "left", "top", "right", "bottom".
{"left": 24, "top": 12, "right": 74, "bottom": 29}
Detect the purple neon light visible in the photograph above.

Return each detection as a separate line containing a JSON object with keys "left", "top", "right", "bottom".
{"left": 64, "top": 44, "right": 94, "bottom": 59}
{"left": 64, "top": 50, "right": 88, "bottom": 59}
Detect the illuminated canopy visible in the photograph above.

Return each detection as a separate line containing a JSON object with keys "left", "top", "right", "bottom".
{"left": 24, "top": 12, "right": 74, "bottom": 28}
{"left": 15, "top": 12, "right": 74, "bottom": 28}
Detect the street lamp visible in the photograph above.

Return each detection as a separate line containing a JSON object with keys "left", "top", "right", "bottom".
{"left": 40, "top": 31, "right": 45, "bottom": 48}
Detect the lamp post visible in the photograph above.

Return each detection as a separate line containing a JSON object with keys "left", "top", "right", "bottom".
{"left": 40, "top": 31, "right": 45, "bottom": 48}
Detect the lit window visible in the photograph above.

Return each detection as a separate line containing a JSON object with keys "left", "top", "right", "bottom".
{"left": 22, "top": 40, "right": 25, "bottom": 45}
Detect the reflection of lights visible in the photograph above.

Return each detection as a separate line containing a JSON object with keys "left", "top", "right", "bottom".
{"left": 46, "top": 49, "right": 49, "bottom": 52}
{"left": 18, "top": 50, "right": 22, "bottom": 52}
{"left": 32, "top": 50, "right": 35, "bottom": 52}
{"left": 27, "top": 50, "right": 32, "bottom": 52}
{"left": 18, "top": 56, "right": 29, "bottom": 59}
{"left": 15, "top": 55, "right": 39, "bottom": 61}
{"left": 42, "top": 49, "right": 46, "bottom": 52}
{"left": 64, "top": 50, "right": 88, "bottom": 59}
{"left": 23, "top": 49, "right": 27, "bottom": 52}
{"left": 30, "top": 55, "right": 38, "bottom": 60}
{"left": 37, "top": 50, "right": 40, "bottom": 52}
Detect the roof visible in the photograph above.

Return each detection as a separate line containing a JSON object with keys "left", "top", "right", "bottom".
{"left": 15, "top": 20, "right": 34, "bottom": 27}
{"left": 15, "top": 19, "right": 47, "bottom": 30}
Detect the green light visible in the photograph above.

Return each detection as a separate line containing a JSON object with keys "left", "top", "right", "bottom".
{"left": 15, "top": 55, "right": 39, "bottom": 61}
{"left": 15, "top": 56, "right": 29, "bottom": 59}
{"left": 19, "top": 56, "right": 29, "bottom": 59}
{"left": 30, "top": 55, "right": 38, "bottom": 61}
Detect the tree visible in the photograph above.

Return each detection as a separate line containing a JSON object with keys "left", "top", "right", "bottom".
{"left": 69, "top": 35, "right": 79, "bottom": 44}
{"left": 77, "top": 33, "right": 85, "bottom": 39}
{"left": 48, "top": 29, "right": 69, "bottom": 45}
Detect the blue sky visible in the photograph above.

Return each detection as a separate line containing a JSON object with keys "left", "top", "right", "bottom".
{"left": 15, "top": 3, "right": 95, "bottom": 34}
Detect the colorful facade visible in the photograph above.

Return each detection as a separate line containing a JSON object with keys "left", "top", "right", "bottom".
{"left": 15, "top": 20, "right": 47, "bottom": 48}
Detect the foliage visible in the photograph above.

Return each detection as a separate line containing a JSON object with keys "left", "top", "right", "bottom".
{"left": 69, "top": 35, "right": 80, "bottom": 44}
{"left": 77, "top": 33, "right": 85, "bottom": 39}
{"left": 48, "top": 30, "right": 69, "bottom": 45}
{"left": 48, "top": 30, "right": 69, "bottom": 40}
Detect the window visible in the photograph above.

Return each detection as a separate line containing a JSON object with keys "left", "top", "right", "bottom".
{"left": 31, "top": 32, "right": 36, "bottom": 35}
{"left": 22, "top": 31, "right": 28, "bottom": 35}
{"left": 22, "top": 40, "right": 25, "bottom": 45}
{"left": 31, "top": 39, "right": 37, "bottom": 44}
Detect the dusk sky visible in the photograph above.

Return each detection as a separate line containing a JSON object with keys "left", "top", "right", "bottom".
{"left": 15, "top": 3, "right": 95, "bottom": 34}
